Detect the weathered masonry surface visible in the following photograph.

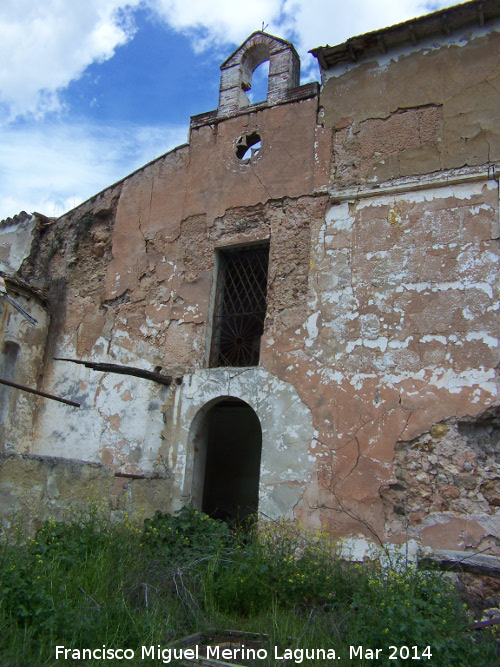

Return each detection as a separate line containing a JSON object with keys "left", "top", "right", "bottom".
{"left": 1, "top": 1, "right": 500, "bottom": 556}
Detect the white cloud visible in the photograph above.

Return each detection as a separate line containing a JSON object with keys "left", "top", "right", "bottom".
{"left": 0, "top": 121, "right": 188, "bottom": 220}
{"left": 151, "top": 0, "right": 283, "bottom": 50}
{"left": 150, "top": 1, "right": 457, "bottom": 72}
{"left": 0, "top": 0, "right": 140, "bottom": 119}
{"left": 0, "top": 1, "right": 458, "bottom": 119}
{"left": 280, "top": 0, "right": 458, "bottom": 77}
{"left": 151, "top": 0, "right": 457, "bottom": 54}
{"left": 282, "top": 0, "right": 456, "bottom": 50}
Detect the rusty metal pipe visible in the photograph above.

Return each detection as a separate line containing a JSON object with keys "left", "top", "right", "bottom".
{"left": 0, "top": 377, "right": 80, "bottom": 407}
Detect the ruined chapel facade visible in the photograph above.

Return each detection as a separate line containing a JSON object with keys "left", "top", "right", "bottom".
{"left": 2, "top": 0, "right": 500, "bottom": 556}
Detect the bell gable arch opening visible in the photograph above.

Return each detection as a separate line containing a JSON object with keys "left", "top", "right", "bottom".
{"left": 240, "top": 43, "right": 271, "bottom": 104}
{"left": 218, "top": 32, "right": 300, "bottom": 115}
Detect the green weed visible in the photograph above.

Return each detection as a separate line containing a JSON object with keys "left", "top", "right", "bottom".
{"left": 0, "top": 506, "right": 498, "bottom": 666}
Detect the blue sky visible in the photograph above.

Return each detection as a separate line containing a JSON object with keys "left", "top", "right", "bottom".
{"left": 0, "top": 0, "right": 455, "bottom": 221}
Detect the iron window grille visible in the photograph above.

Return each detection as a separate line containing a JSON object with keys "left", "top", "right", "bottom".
{"left": 209, "top": 243, "right": 270, "bottom": 367}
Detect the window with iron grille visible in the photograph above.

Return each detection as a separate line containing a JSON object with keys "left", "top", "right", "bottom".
{"left": 209, "top": 243, "right": 269, "bottom": 367}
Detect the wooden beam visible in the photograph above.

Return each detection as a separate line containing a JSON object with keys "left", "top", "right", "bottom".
{"left": 477, "top": 1, "right": 485, "bottom": 27}
{"left": 419, "top": 549, "right": 500, "bottom": 579}
{"left": 347, "top": 40, "right": 357, "bottom": 62}
{"left": 54, "top": 358, "right": 175, "bottom": 386}
{"left": 409, "top": 23, "right": 418, "bottom": 45}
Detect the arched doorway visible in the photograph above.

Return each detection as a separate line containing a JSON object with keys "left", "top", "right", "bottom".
{"left": 191, "top": 397, "right": 262, "bottom": 523}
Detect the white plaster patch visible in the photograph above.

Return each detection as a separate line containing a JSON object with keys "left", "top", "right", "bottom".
{"left": 364, "top": 337, "right": 388, "bottom": 352}
{"left": 320, "top": 367, "right": 344, "bottom": 384}
{"left": 113, "top": 328, "right": 131, "bottom": 341}
{"left": 346, "top": 338, "right": 362, "bottom": 353}
{"left": 141, "top": 318, "right": 161, "bottom": 335}
{"left": 471, "top": 204, "right": 491, "bottom": 214}
{"left": 349, "top": 373, "right": 377, "bottom": 391}
{"left": 346, "top": 337, "right": 388, "bottom": 353}
{"left": 166, "top": 367, "right": 314, "bottom": 520}
{"left": 466, "top": 332, "right": 499, "bottom": 348}
{"left": 395, "top": 281, "right": 494, "bottom": 299}
{"left": 304, "top": 311, "right": 320, "bottom": 348}
{"left": 366, "top": 250, "right": 388, "bottom": 260}
{"left": 420, "top": 335, "right": 447, "bottom": 345}
{"left": 338, "top": 536, "right": 380, "bottom": 561}
{"left": 388, "top": 336, "right": 413, "bottom": 349}
{"left": 395, "top": 282, "right": 432, "bottom": 293}
{"left": 427, "top": 367, "right": 497, "bottom": 395}
{"left": 359, "top": 313, "right": 380, "bottom": 339}
{"left": 325, "top": 201, "right": 355, "bottom": 232}
{"left": 377, "top": 365, "right": 497, "bottom": 399}
{"left": 356, "top": 180, "right": 494, "bottom": 209}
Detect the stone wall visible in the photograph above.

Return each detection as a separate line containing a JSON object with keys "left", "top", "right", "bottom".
{"left": 383, "top": 406, "right": 500, "bottom": 553}
{"left": 0, "top": 452, "right": 172, "bottom": 534}
{"left": 14, "top": 99, "right": 325, "bottom": 479}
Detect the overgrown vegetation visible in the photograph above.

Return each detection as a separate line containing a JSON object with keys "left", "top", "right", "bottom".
{"left": 0, "top": 504, "right": 498, "bottom": 666}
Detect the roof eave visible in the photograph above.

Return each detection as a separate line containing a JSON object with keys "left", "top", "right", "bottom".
{"left": 311, "top": 0, "right": 500, "bottom": 69}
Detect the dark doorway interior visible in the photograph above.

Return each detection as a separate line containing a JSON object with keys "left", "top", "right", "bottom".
{"left": 201, "top": 398, "right": 262, "bottom": 524}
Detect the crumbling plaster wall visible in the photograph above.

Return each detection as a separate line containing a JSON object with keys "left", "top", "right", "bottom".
{"left": 287, "top": 23, "right": 500, "bottom": 549}
{"left": 162, "top": 367, "right": 314, "bottom": 519}
{"left": 4, "top": 23, "right": 500, "bottom": 554}
{"left": 0, "top": 214, "right": 50, "bottom": 452}
{"left": 18, "top": 96, "right": 327, "bottom": 487}
{"left": 263, "top": 178, "right": 500, "bottom": 549}
{"left": 321, "top": 27, "right": 500, "bottom": 186}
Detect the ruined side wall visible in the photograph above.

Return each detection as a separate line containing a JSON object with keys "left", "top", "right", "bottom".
{"left": 0, "top": 286, "right": 49, "bottom": 451}
{"left": 0, "top": 213, "right": 38, "bottom": 274}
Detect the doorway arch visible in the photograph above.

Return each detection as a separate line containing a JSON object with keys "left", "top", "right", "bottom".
{"left": 191, "top": 397, "right": 262, "bottom": 523}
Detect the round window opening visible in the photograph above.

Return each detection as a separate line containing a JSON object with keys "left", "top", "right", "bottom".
{"left": 236, "top": 132, "right": 262, "bottom": 161}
